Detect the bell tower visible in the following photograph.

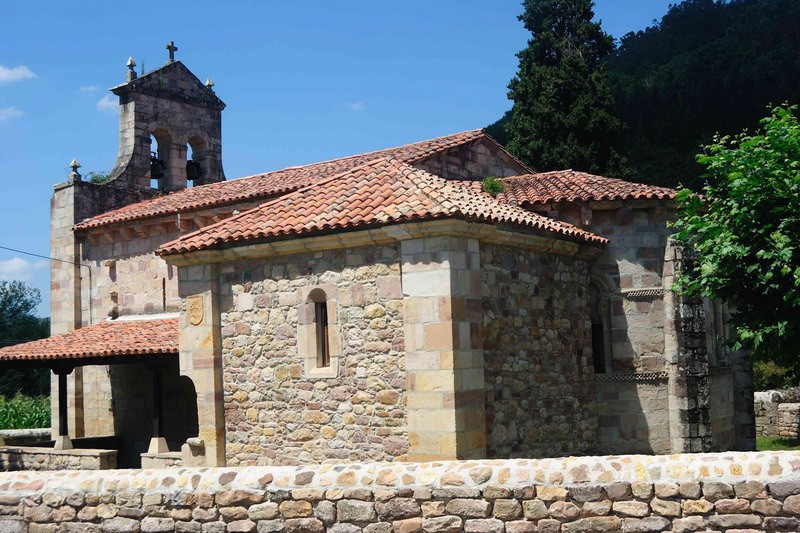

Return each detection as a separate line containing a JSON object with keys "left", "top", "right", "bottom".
{"left": 107, "top": 42, "right": 226, "bottom": 191}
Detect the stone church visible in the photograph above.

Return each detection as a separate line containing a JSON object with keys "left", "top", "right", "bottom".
{"left": 0, "top": 49, "right": 754, "bottom": 469}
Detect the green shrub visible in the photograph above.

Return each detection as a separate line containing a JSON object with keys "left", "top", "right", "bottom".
{"left": 0, "top": 394, "right": 50, "bottom": 429}
{"left": 481, "top": 176, "right": 505, "bottom": 197}
{"left": 753, "top": 360, "right": 797, "bottom": 391}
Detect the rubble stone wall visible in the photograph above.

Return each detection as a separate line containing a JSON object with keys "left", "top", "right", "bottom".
{"left": 2, "top": 452, "right": 800, "bottom": 533}
{"left": 778, "top": 404, "right": 800, "bottom": 439}
{"left": 755, "top": 391, "right": 787, "bottom": 438}
{"left": 219, "top": 244, "right": 407, "bottom": 466}
{"left": 414, "top": 139, "right": 526, "bottom": 182}
{"left": 481, "top": 244, "right": 596, "bottom": 458}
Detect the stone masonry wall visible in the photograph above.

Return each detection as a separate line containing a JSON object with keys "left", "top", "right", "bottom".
{"left": 481, "top": 244, "right": 596, "bottom": 458}
{"left": 414, "top": 138, "right": 526, "bottom": 182}
{"left": 220, "top": 245, "right": 407, "bottom": 466}
{"left": 2, "top": 452, "right": 800, "bottom": 533}
{"left": 755, "top": 391, "right": 787, "bottom": 438}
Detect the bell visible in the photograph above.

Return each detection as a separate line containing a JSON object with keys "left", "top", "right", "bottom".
{"left": 150, "top": 152, "right": 165, "bottom": 181}
{"left": 186, "top": 159, "right": 201, "bottom": 182}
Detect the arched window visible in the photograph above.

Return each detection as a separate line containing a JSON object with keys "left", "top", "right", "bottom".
{"left": 309, "top": 289, "right": 330, "bottom": 368}
{"left": 299, "top": 286, "right": 340, "bottom": 377}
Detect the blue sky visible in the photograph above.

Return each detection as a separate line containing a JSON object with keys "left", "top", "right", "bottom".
{"left": 0, "top": 0, "right": 673, "bottom": 317}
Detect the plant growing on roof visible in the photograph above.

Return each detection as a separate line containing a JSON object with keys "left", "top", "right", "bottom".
{"left": 481, "top": 176, "right": 505, "bottom": 197}
{"left": 672, "top": 104, "right": 800, "bottom": 371}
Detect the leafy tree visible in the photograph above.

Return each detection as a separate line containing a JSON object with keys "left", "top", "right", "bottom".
{"left": 0, "top": 281, "right": 50, "bottom": 397}
{"left": 672, "top": 105, "right": 800, "bottom": 371}
{"left": 503, "top": 0, "right": 630, "bottom": 177}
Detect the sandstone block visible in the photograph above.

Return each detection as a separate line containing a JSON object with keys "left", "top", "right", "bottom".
{"left": 764, "top": 516, "right": 800, "bottom": 530}
{"left": 561, "top": 516, "right": 621, "bottom": 533}
{"left": 549, "top": 500, "right": 580, "bottom": 522}
{"left": 611, "top": 501, "right": 649, "bottom": 517}
{"left": 393, "top": 517, "right": 423, "bottom": 533}
{"left": 784, "top": 494, "right": 800, "bottom": 515}
{"left": 605, "top": 482, "right": 632, "bottom": 502}
{"left": 53, "top": 505, "right": 78, "bottom": 521}
{"left": 141, "top": 518, "right": 175, "bottom": 533}
{"left": 25, "top": 505, "right": 53, "bottom": 523}
{"left": 492, "top": 499, "right": 522, "bottom": 520}
{"left": 220, "top": 507, "right": 248, "bottom": 521}
{"left": 30, "top": 524, "right": 57, "bottom": 533}
{"left": 464, "top": 519, "right": 505, "bottom": 533}
{"left": 101, "top": 517, "right": 141, "bottom": 533}
{"left": 292, "top": 489, "right": 325, "bottom": 502}
{"left": 328, "top": 524, "right": 361, "bottom": 533}
{"left": 581, "top": 500, "right": 611, "bottom": 517}
{"left": 364, "top": 522, "right": 392, "bottom": 533}
{"left": 768, "top": 480, "right": 800, "bottom": 498}
{"left": 681, "top": 499, "right": 713, "bottom": 514}
{"left": 376, "top": 498, "right": 421, "bottom": 520}
{"left": 0, "top": 519, "right": 26, "bottom": 533}
{"left": 193, "top": 508, "right": 220, "bottom": 522}
{"left": 314, "top": 500, "right": 336, "bottom": 524}
{"left": 257, "top": 520, "right": 285, "bottom": 533}
{"left": 537, "top": 487, "right": 568, "bottom": 501}
{"left": 702, "top": 482, "right": 734, "bottom": 502}
{"left": 422, "top": 516, "right": 463, "bottom": 533}
{"left": 734, "top": 481, "right": 766, "bottom": 500}
{"left": 649, "top": 498, "right": 680, "bottom": 517}
{"left": 176, "top": 524, "right": 202, "bottom": 533}
{"left": 61, "top": 524, "right": 103, "bottom": 533}
{"left": 483, "top": 486, "right": 512, "bottom": 500}
{"left": 653, "top": 483, "right": 678, "bottom": 499}
{"left": 621, "top": 517, "right": 669, "bottom": 532}
{"left": 445, "top": 499, "right": 490, "bottom": 518}
{"left": 42, "top": 492, "right": 66, "bottom": 507}
{"left": 216, "top": 491, "right": 263, "bottom": 507}
{"left": 280, "top": 501, "right": 313, "bottom": 518}
{"left": 537, "top": 519, "right": 561, "bottom": 533}
{"left": 630, "top": 482, "right": 653, "bottom": 499}
{"left": 751, "top": 497, "right": 782, "bottom": 516}
{"left": 505, "top": 521, "right": 536, "bottom": 533}
{"left": 249, "top": 502, "right": 279, "bottom": 520}
{"left": 421, "top": 501, "right": 445, "bottom": 518}
{"left": 522, "top": 499, "right": 548, "bottom": 520}
{"left": 715, "top": 498, "right": 750, "bottom": 514}
{"left": 337, "top": 499, "right": 377, "bottom": 522}
{"left": 678, "top": 482, "right": 701, "bottom": 499}
{"left": 671, "top": 516, "right": 705, "bottom": 533}
{"left": 202, "top": 523, "right": 226, "bottom": 533}
{"left": 707, "top": 514, "right": 761, "bottom": 529}
{"left": 570, "top": 486, "right": 604, "bottom": 503}
{"left": 284, "top": 519, "right": 325, "bottom": 533}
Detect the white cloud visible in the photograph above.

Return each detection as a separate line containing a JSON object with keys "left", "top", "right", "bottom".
{"left": 0, "top": 107, "right": 23, "bottom": 121}
{"left": 344, "top": 101, "right": 366, "bottom": 112}
{"left": 0, "top": 65, "right": 37, "bottom": 84}
{"left": 80, "top": 85, "right": 100, "bottom": 93}
{"left": 96, "top": 95, "right": 116, "bottom": 112}
{"left": 0, "top": 258, "right": 47, "bottom": 282}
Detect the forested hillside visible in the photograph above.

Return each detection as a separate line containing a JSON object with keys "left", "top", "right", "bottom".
{"left": 489, "top": 0, "right": 800, "bottom": 188}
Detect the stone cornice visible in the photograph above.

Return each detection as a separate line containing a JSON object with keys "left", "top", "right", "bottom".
{"left": 163, "top": 220, "right": 604, "bottom": 267}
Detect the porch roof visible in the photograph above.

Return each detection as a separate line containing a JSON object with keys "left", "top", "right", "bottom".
{"left": 0, "top": 318, "right": 179, "bottom": 367}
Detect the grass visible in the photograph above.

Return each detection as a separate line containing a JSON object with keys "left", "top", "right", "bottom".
{"left": 757, "top": 436, "right": 800, "bottom": 451}
{"left": 0, "top": 394, "right": 50, "bottom": 430}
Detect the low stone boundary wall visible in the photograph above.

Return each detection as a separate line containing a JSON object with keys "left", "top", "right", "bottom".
{"left": 0, "top": 452, "right": 799, "bottom": 532}
{"left": 778, "top": 404, "right": 800, "bottom": 439}
{"left": 0, "top": 429, "right": 50, "bottom": 447}
{"left": 755, "top": 390, "right": 784, "bottom": 438}
{"left": 0, "top": 446, "right": 116, "bottom": 472}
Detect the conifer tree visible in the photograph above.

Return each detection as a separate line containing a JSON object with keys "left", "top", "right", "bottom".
{"left": 506, "top": 0, "right": 630, "bottom": 176}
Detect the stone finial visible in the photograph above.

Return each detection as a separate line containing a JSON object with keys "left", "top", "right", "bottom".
{"left": 166, "top": 40, "right": 178, "bottom": 63}
{"left": 205, "top": 77, "right": 214, "bottom": 89}
{"left": 68, "top": 158, "right": 82, "bottom": 183}
{"left": 126, "top": 56, "right": 137, "bottom": 82}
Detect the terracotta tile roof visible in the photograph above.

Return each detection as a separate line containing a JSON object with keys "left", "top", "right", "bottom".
{"left": 158, "top": 158, "right": 607, "bottom": 256}
{"left": 484, "top": 171, "right": 677, "bottom": 206}
{"left": 75, "top": 129, "right": 508, "bottom": 231}
{"left": 0, "top": 318, "right": 178, "bottom": 362}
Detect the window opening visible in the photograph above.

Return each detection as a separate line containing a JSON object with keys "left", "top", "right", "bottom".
{"left": 315, "top": 301, "right": 330, "bottom": 368}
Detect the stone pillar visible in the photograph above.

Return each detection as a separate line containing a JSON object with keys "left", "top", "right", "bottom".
{"left": 400, "top": 235, "right": 486, "bottom": 461}
{"left": 664, "top": 241, "right": 712, "bottom": 452}
{"left": 178, "top": 264, "right": 226, "bottom": 466}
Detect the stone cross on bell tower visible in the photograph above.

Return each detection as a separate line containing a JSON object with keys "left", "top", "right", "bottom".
{"left": 166, "top": 41, "right": 178, "bottom": 63}
{"left": 105, "top": 45, "right": 226, "bottom": 191}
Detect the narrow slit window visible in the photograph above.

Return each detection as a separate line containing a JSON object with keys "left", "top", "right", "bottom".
{"left": 315, "top": 301, "right": 330, "bottom": 368}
